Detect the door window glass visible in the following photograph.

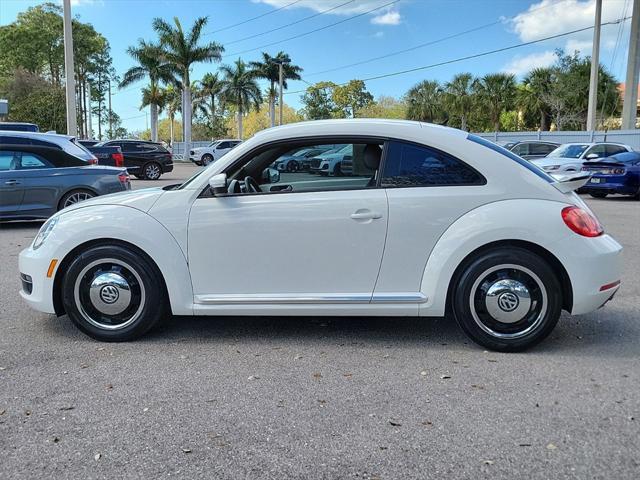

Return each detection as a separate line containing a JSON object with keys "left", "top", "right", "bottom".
{"left": 605, "top": 145, "right": 626, "bottom": 156}
{"left": 0, "top": 151, "right": 16, "bottom": 170}
{"left": 381, "top": 141, "right": 483, "bottom": 187}
{"left": 530, "top": 143, "right": 556, "bottom": 155}
{"left": 20, "top": 154, "right": 50, "bottom": 169}
{"left": 585, "top": 145, "right": 606, "bottom": 158}
{"left": 511, "top": 144, "right": 528, "bottom": 156}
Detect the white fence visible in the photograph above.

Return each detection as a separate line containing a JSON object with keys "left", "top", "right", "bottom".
{"left": 170, "top": 141, "right": 210, "bottom": 161}
{"left": 473, "top": 129, "right": 640, "bottom": 149}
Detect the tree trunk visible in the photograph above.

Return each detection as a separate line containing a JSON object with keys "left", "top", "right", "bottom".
{"left": 169, "top": 113, "right": 174, "bottom": 146}
{"left": 150, "top": 103, "right": 158, "bottom": 142}
{"left": 540, "top": 111, "right": 547, "bottom": 131}
{"left": 461, "top": 114, "right": 467, "bottom": 131}
{"left": 237, "top": 109, "right": 243, "bottom": 140}
{"left": 183, "top": 84, "right": 192, "bottom": 160}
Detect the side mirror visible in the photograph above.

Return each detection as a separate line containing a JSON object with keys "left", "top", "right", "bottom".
{"left": 262, "top": 167, "right": 280, "bottom": 184}
{"left": 585, "top": 153, "right": 599, "bottom": 160}
{"left": 209, "top": 173, "right": 227, "bottom": 195}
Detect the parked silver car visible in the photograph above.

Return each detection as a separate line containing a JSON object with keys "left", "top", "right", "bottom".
{"left": 0, "top": 145, "right": 130, "bottom": 220}
{"left": 0, "top": 131, "right": 97, "bottom": 162}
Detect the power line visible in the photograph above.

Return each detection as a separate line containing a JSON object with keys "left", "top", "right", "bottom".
{"left": 225, "top": 0, "right": 356, "bottom": 46}
{"left": 222, "top": 0, "right": 399, "bottom": 59}
{"left": 203, "top": 0, "right": 305, "bottom": 36}
{"left": 304, "top": 0, "right": 570, "bottom": 78}
{"left": 285, "top": 17, "right": 632, "bottom": 95}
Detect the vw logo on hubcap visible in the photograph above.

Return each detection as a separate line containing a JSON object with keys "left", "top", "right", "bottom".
{"left": 99, "top": 285, "right": 120, "bottom": 304}
{"left": 497, "top": 292, "right": 519, "bottom": 312}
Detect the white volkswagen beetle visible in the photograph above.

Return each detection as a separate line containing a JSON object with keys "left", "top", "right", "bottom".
{"left": 19, "top": 120, "right": 623, "bottom": 351}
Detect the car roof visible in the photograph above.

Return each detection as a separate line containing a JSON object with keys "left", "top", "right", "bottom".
{"left": 0, "top": 144, "right": 86, "bottom": 166}
{"left": 514, "top": 140, "right": 559, "bottom": 145}
{"left": 0, "top": 130, "right": 74, "bottom": 140}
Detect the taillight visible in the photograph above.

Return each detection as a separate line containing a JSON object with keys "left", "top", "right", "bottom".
{"left": 118, "top": 172, "right": 130, "bottom": 187}
{"left": 612, "top": 168, "right": 625, "bottom": 175}
{"left": 88, "top": 157, "right": 98, "bottom": 165}
{"left": 112, "top": 152, "right": 124, "bottom": 168}
{"left": 561, "top": 206, "right": 603, "bottom": 237}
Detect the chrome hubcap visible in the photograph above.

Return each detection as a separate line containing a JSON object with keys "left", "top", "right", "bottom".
{"left": 74, "top": 259, "right": 145, "bottom": 330}
{"left": 469, "top": 264, "right": 547, "bottom": 339}
{"left": 146, "top": 164, "right": 160, "bottom": 179}
{"left": 64, "top": 192, "right": 93, "bottom": 208}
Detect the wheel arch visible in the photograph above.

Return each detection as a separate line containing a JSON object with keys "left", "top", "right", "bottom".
{"left": 52, "top": 238, "right": 170, "bottom": 317}
{"left": 444, "top": 239, "right": 573, "bottom": 316}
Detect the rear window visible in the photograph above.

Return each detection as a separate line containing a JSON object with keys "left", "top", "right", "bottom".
{"left": 0, "top": 123, "right": 39, "bottom": 132}
{"left": 467, "top": 134, "right": 555, "bottom": 183}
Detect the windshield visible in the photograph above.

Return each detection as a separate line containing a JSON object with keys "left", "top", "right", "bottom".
{"left": 177, "top": 167, "right": 207, "bottom": 189}
{"left": 208, "top": 141, "right": 220, "bottom": 148}
{"left": 548, "top": 144, "right": 589, "bottom": 159}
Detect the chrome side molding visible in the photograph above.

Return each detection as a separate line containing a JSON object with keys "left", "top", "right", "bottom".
{"left": 194, "top": 292, "right": 427, "bottom": 305}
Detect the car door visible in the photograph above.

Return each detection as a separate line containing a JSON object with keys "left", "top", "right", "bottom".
{"left": 213, "top": 141, "right": 232, "bottom": 159}
{"left": 187, "top": 141, "right": 388, "bottom": 305}
{"left": 0, "top": 151, "right": 25, "bottom": 217}
{"left": 17, "top": 152, "right": 61, "bottom": 217}
{"left": 373, "top": 140, "right": 492, "bottom": 308}
{"left": 118, "top": 142, "right": 145, "bottom": 170}
{"left": 584, "top": 144, "right": 607, "bottom": 161}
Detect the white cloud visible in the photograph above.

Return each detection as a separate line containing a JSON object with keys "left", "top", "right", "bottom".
{"left": 510, "top": 0, "right": 632, "bottom": 55}
{"left": 503, "top": 50, "right": 557, "bottom": 76}
{"left": 371, "top": 10, "right": 401, "bottom": 25}
{"left": 254, "top": 0, "right": 402, "bottom": 23}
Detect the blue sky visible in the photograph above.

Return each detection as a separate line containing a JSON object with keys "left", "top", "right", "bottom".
{"left": 0, "top": 0, "right": 634, "bottom": 133}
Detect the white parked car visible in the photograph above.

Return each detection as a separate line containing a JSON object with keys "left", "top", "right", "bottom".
{"left": 532, "top": 142, "right": 633, "bottom": 173}
{"left": 309, "top": 144, "right": 352, "bottom": 175}
{"left": 19, "top": 120, "right": 623, "bottom": 351}
{"left": 189, "top": 139, "right": 241, "bottom": 166}
{"left": 0, "top": 130, "right": 98, "bottom": 163}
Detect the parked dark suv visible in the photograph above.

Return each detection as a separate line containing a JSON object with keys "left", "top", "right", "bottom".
{"left": 95, "top": 139, "right": 173, "bottom": 179}
{"left": 508, "top": 141, "right": 560, "bottom": 160}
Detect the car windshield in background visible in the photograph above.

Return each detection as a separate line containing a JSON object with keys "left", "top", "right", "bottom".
{"left": 548, "top": 144, "right": 588, "bottom": 158}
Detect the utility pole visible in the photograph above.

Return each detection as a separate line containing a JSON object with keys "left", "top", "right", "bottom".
{"left": 87, "top": 80, "right": 93, "bottom": 140}
{"left": 108, "top": 78, "right": 113, "bottom": 139}
{"left": 278, "top": 61, "right": 284, "bottom": 126}
{"left": 586, "top": 0, "right": 602, "bottom": 131}
{"left": 622, "top": 0, "right": 640, "bottom": 129}
{"left": 62, "top": 0, "right": 77, "bottom": 136}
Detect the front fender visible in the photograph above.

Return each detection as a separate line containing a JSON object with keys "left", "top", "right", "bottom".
{"left": 28, "top": 204, "right": 193, "bottom": 315}
{"left": 418, "top": 199, "right": 573, "bottom": 316}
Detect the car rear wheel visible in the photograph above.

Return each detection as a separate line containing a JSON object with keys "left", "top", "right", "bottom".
{"left": 589, "top": 192, "right": 608, "bottom": 198}
{"left": 61, "top": 244, "right": 166, "bottom": 341}
{"left": 202, "top": 154, "right": 214, "bottom": 166}
{"left": 143, "top": 162, "right": 162, "bottom": 180}
{"left": 451, "top": 247, "right": 562, "bottom": 352}
{"left": 59, "top": 189, "right": 95, "bottom": 210}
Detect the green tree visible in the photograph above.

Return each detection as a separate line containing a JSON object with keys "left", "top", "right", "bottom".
{"left": 301, "top": 81, "right": 338, "bottom": 120}
{"left": 219, "top": 59, "right": 262, "bottom": 139}
{"left": 357, "top": 95, "right": 407, "bottom": 119}
{"left": 444, "top": 73, "right": 475, "bottom": 131}
{"left": 519, "top": 67, "right": 554, "bottom": 131}
{"left": 474, "top": 73, "right": 517, "bottom": 131}
{"left": 332, "top": 80, "right": 373, "bottom": 118}
{"left": 152, "top": 16, "right": 224, "bottom": 155}
{"left": 405, "top": 80, "right": 445, "bottom": 123}
{"left": 249, "top": 51, "right": 302, "bottom": 127}
{"left": 120, "top": 40, "right": 174, "bottom": 142}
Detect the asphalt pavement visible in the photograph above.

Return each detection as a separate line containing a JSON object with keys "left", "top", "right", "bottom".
{"left": 1, "top": 163, "right": 638, "bottom": 479}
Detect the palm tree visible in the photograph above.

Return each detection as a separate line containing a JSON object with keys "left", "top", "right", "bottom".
{"left": 141, "top": 84, "right": 166, "bottom": 138}
{"left": 405, "top": 80, "right": 445, "bottom": 123}
{"left": 197, "top": 72, "right": 224, "bottom": 128}
{"left": 474, "top": 73, "right": 517, "bottom": 132}
{"left": 120, "top": 40, "right": 174, "bottom": 142}
{"left": 444, "top": 73, "right": 476, "bottom": 131}
{"left": 519, "top": 68, "right": 555, "bottom": 131}
{"left": 249, "top": 51, "right": 302, "bottom": 127}
{"left": 220, "top": 59, "right": 262, "bottom": 139}
{"left": 163, "top": 84, "right": 181, "bottom": 146}
{"left": 152, "top": 16, "right": 224, "bottom": 155}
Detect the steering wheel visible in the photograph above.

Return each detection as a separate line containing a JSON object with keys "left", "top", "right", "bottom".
{"left": 244, "top": 176, "right": 261, "bottom": 193}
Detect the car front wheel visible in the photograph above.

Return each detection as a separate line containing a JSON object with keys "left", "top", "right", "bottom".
{"left": 143, "top": 162, "right": 162, "bottom": 180}
{"left": 451, "top": 247, "right": 562, "bottom": 352}
{"left": 61, "top": 244, "right": 167, "bottom": 341}
{"left": 202, "top": 154, "right": 214, "bottom": 166}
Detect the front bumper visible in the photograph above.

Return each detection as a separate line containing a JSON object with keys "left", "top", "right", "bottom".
{"left": 19, "top": 244, "right": 58, "bottom": 314}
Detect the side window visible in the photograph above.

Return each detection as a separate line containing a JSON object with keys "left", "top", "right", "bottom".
{"left": 217, "top": 141, "right": 231, "bottom": 149}
{"left": 511, "top": 144, "right": 528, "bottom": 156}
{"left": 381, "top": 141, "right": 484, "bottom": 187}
{"left": 29, "top": 139, "right": 61, "bottom": 149}
{"left": 0, "top": 151, "right": 16, "bottom": 171}
{"left": 20, "top": 153, "right": 51, "bottom": 169}
{"left": 530, "top": 143, "right": 555, "bottom": 155}
{"left": 121, "top": 142, "right": 137, "bottom": 152}
{"left": 605, "top": 145, "right": 626, "bottom": 156}
{"left": 226, "top": 142, "right": 382, "bottom": 195}
{"left": 586, "top": 145, "right": 606, "bottom": 157}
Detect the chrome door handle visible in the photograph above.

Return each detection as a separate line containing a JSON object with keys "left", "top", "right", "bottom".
{"left": 350, "top": 210, "right": 382, "bottom": 220}
{"left": 4, "top": 180, "right": 20, "bottom": 185}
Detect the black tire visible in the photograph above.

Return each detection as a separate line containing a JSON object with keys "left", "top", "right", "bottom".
{"left": 589, "top": 192, "right": 608, "bottom": 198}
{"left": 451, "top": 247, "right": 562, "bottom": 352}
{"left": 58, "top": 189, "right": 95, "bottom": 211}
{"left": 287, "top": 160, "right": 299, "bottom": 172}
{"left": 142, "top": 162, "right": 162, "bottom": 180}
{"left": 202, "top": 154, "right": 214, "bottom": 166}
{"left": 61, "top": 244, "right": 167, "bottom": 341}
{"left": 332, "top": 164, "right": 342, "bottom": 176}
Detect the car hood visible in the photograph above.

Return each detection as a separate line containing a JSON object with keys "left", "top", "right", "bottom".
{"left": 317, "top": 152, "right": 344, "bottom": 161}
{"left": 60, "top": 188, "right": 165, "bottom": 215}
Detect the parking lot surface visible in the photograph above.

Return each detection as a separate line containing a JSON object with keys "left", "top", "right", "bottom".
{"left": 1, "top": 163, "right": 639, "bottom": 479}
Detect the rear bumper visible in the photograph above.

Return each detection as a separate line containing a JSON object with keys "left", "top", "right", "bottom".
{"left": 562, "top": 233, "right": 623, "bottom": 315}
{"left": 163, "top": 162, "right": 174, "bottom": 173}
{"left": 581, "top": 176, "right": 639, "bottom": 195}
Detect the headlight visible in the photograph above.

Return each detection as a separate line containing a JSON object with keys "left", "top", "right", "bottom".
{"left": 544, "top": 165, "right": 561, "bottom": 171}
{"left": 32, "top": 217, "right": 58, "bottom": 250}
